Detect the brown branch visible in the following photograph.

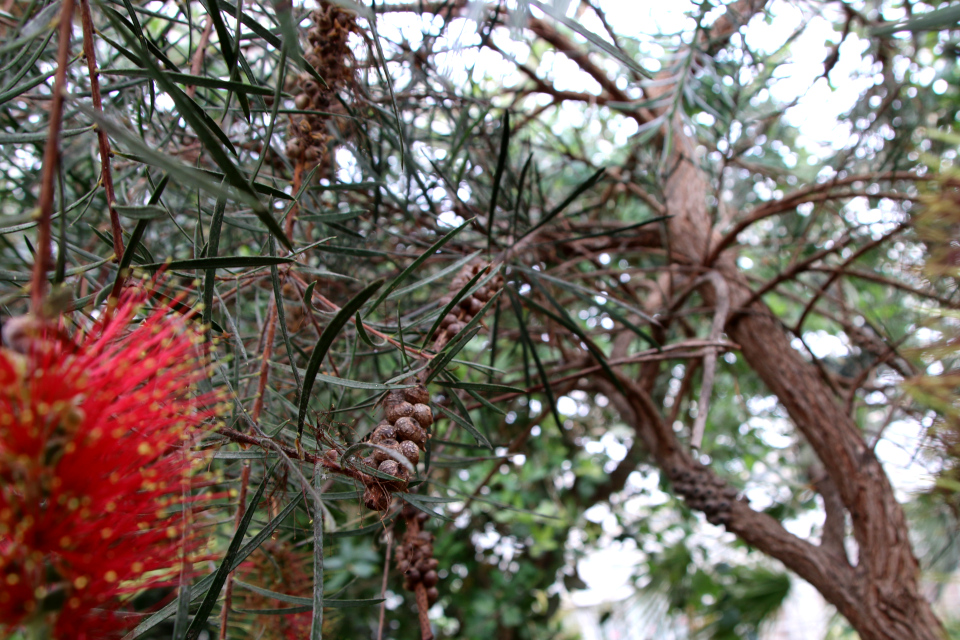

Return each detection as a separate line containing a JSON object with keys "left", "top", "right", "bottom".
{"left": 467, "top": 339, "right": 739, "bottom": 409}
{"left": 606, "top": 372, "right": 860, "bottom": 610}
{"left": 691, "top": 271, "right": 729, "bottom": 449}
{"left": 251, "top": 298, "right": 280, "bottom": 422}
{"left": 705, "top": 172, "right": 926, "bottom": 265}
{"left": 808, "top": 266, "right": 958, "bottom": 309}
{"left": 186, "top": 20, "right": 214, "bottom": 99}
{"left": 79, "top": 0, "right": 122, "bottom": 263}
{"left": 736, "top": 230, "right": 860, "bottom": 312}
{"left": 31, "top": 0, "right": 76, "bottom": 313}
{"left": 811, "top": 468, "right": 848, "bottom": 563}
{"left": 794, "top": 223, "right": 906, "bottom": 334}
{"left": 215, "top": 426, "right": 374, "bottom": 486}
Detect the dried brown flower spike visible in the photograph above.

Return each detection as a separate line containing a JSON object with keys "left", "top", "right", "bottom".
{"left": 285, "top": 2, "right": 358, "bottom": 172}
{"left": 396, "top": 505, "right": 439, "bottom": 640}
{"left": 358, "top": 380, "right": 433, "bottom": 512}
{"left": 432, "top": 261, "right": 504, "bottom": 350}
{"left": 666, "top": 463, "right": 739, "bottom": 526}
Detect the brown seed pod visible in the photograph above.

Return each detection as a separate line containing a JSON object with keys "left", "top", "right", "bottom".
{"left": 405, "top": 568, "right": 421, "bottom": 582}
{"left": 363, "top": 485, "right": 390, "bottom": 511}
{"left": 426, "top": 587, "right": 439, "bottom": 605}
{"left": 378, "top": 459, "right": 400, "bottom": 478}
{"left": 373, "top": 438, "right": 400, "bottom": 463}
{"left": 403, "top": 384, "right": 430, "bottom": 405}
{"left": 361, "top": 456, "right": 377, "bottom": 470}
{"left": 400, "top": 428, "right": 426, "bottom": 450}
{"left": 411, "top": 403, "right": 433, "bottom": 428}
{"left": 416, "top": 530, "right": 433, "bottom": 543}
{"left": 421, "top": 570, "right": 438, "bottom": 588}
{"left": 394, "top": 417, "right": 422, "bottom": 441}
{"left": 369, "top": 423, "right": 397, "bottom": 444}
{"left": 385, "top": 401, "right": 415, "bottom": 423}
{"left": 399, "top": 440, "right": 420, "bottom": 465}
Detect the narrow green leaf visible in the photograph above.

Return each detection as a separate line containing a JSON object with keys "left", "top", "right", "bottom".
{"left": 367, "top": 217, "right": 474, "bottom": 315}
{"left": 507, "top": 288, "right": 562, "bottom": 429}
{"left": 198, "top": 0, "right": 237, "bottom": 70}
{"left": 142, "top": 256, "right": 293, "bottom": 270}
{"left": 464, "top": 388, "right": 507, "bottom": 415}
{"left": 312, "top": 245, "right": 390, "bottom": 258}
{"left": 296, "top": 279, "right": 385, "bottom": 439}
{"left": 303, "top": 280, "right": 317, "bottom": 308}
{"left": 872, "top": 5, "right": 960, "bottom": 34}
{"left": 0, "top": 125, "right": 92, "bottom": 144}
{"left": 434, "top": 398, "right": 491, "bottom": 449}
{"left": 101, "top": 69, "right": 273, "bottom": 95}
{"left": 420, "top": 266, "right": 490, "bottom": 350}
{"left": 113, "top": 204, "right": 167, "bottom": 220}
{"left": 270, "top": 239, "right": 303, "bottom": 397}
{"left": 355, "top": 313, "right": 376, "bottom": 347}
{"left": 328, "top": 511, "right": 398, "bottom": 538}
{"left": 487, "top": 111, "right": 510, "bottom": 252}
{"left": 387, "top": 251, "right": 481, "bottom": 301}
{"left": 438, "top": 381, "right": 524, "bottom": 394}
{"left": 311, "top": 462, "right": 324, "bottom": 639}
{"left": 522, "top": 282, "right": 627, "bottom": 397}
{"left": 521, "top": 168, "right": 606, "bottom": 238}
{"left": 426, "top": 290, "right": 501, "bottom": 383}
{"left": 398, "top": 493, "right": 453, "bottom": 522}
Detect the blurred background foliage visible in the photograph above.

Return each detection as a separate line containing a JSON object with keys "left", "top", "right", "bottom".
{"left": 2, "top": 0, "right": 960, "bottom": 638}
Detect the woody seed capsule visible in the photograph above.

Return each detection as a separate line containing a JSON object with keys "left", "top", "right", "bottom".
{"left": 399, "top": 440, "right": 420, "bottom": 465}
{"left": 411, "top": 403, "right": 433, "bottom": 428}
{"left": 385, "top": 401, "right": 414, "bottom": 423}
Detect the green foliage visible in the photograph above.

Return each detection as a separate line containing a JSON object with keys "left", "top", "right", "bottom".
{"left": 2, "top": 0, "right": 959, "bottom": 638}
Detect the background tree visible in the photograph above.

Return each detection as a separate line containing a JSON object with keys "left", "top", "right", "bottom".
{"left": 0, "top": 0, "right": 957, "bottom": 639}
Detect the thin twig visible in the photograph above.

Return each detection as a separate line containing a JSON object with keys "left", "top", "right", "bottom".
{"left": 691, "top": 271, "right": 729, "bottom": 450}
{"left": 31, "top": 0, "right": 76, "bottom": 313}
{"left": 78, "top": 0, "right": 122, "bottom": 263}
{"left": 794, "top": 223, "right": 906, "bottom": 335}
{"left": 377, "top": 529, "right": 394, "bottom": 640}
{"left": 186, "top": 20, "right": 214, "bottom": 99}
{"left": 311, "top": 461, "right": 325, "bottom": 640}
{"left": 218, "top": 462, "right": 250, "bottom": 639}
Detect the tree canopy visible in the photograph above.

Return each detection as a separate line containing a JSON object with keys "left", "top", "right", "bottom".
{"left": 1, "top": 0, "right": 958, "bottom": 639}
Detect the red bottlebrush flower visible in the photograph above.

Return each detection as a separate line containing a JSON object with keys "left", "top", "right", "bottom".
{"left": 0, "top": 284, "right": 222, "bottom": 639}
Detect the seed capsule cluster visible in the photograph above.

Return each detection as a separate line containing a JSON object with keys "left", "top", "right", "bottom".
{"left": 360, "top": 381, "right": 433, "bottom": 511}
{"left": 667, "top": 464, "right": 739, "bottom": 526}
{"left": 284, "top": 2, "right": 357, "bottom": 169}
{"left": 396, "top": 506, "right": 440, "bottom": 605}
{"left": 433, "top": 262, "right": 504, "bottom": 350}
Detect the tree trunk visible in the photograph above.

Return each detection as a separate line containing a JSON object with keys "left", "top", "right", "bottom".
{"left": 653, "top": 102, "right": 946, "bottom": 639}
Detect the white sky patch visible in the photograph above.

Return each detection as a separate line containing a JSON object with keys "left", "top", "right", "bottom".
{"left": 793, "top": 330, "right": 851, "bottom": 359}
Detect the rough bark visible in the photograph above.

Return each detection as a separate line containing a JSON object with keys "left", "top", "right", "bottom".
{"left": 644, "top": 8, "right": 945, "bottom": 633}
